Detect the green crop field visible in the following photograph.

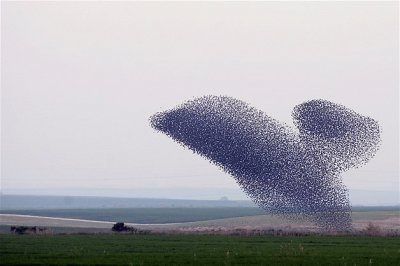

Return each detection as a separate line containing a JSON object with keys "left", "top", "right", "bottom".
{"left": 1, "top": 206, "right": 398, "bottom": 224}
{"left": 1, "top": 234, "right": 399, "bottom": 265}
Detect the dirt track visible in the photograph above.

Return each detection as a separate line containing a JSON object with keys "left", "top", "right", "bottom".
{"left": 0, "top": 214, "right": 114, "bottom": 228}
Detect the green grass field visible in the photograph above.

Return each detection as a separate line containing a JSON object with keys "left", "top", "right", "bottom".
{"left": 1, "top": 234, "right": 399, "bottom": 265}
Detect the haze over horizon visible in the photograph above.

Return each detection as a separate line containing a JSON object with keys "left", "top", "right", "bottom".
{"left": 1, "top": 2, "right": 399, "bottom": 205}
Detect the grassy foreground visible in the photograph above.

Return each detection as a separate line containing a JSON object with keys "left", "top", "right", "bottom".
{"left": 1, "top": 234, "right": 399, "bottom": 265}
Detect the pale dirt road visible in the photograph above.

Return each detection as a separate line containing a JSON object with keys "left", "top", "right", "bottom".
{"left": 0, "top": 214, "right": 115, "bottom": 228}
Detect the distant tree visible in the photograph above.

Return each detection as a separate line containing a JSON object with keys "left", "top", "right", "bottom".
{"left": 112, "top": 222, "right": 139, "bottom": 233}
{"left": 112, "top": 222, "right": 126, "bottom": 232}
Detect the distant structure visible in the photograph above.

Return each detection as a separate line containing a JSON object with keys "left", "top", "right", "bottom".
{"left": 150, "top": 96, "right": 380, "bottom": 230}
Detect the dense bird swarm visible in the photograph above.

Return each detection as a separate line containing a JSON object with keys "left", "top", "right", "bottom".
{"left": 150, "top": 96, "right": 380, "bottom": 231}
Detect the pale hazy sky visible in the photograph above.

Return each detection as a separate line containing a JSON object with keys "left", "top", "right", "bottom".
{"left": 1, "top": 2, "right": 399, "bottom": 201}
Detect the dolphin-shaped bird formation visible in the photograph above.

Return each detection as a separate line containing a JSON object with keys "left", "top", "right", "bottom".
{"left": 150, "top": 96, "right": 380, "bottom": 230}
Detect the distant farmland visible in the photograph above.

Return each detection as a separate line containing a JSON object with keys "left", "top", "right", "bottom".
{"left": 1, "top": 207, "right": 399, "bottom": 235}
{"left": 0, "top": 207, "right": 266, "bottom": 224}
{"left": 1, "top": 196, "right": 399, "bottom": 234}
